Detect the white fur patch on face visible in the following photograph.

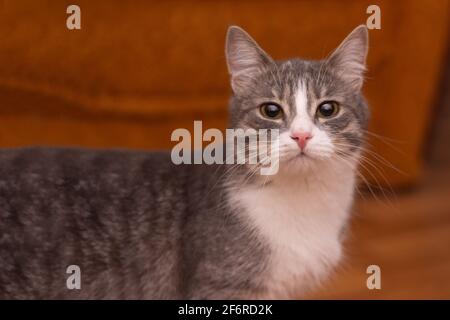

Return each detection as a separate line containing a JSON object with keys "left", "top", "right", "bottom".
{"left": 291, "top": 80, "right": 312, "bottom": 134}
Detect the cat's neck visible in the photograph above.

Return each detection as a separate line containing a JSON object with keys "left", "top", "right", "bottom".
{"left": 228, "top": 158, "right": 358, "bottom": 223}
{"left": 228, "top": 159, "right": 358, "bottom": 298}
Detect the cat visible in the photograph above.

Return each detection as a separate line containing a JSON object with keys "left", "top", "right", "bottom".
{"left": 0, "top": 25, "right": 369, "bottom": 299}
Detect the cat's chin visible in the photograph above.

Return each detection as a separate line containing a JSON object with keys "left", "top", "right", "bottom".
{"left": 276, "top": 152, "right": 332, "bottom": 175}
{"left": 287, "top": 151, "right": 329, "bottom": 163}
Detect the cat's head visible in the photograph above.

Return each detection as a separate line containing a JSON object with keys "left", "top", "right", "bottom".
{"left": 225, "top": 25, "right": 369, "bottom": 174}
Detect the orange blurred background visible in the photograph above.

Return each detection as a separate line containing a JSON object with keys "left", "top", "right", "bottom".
{"left": 0, "top": 0, "right": 448, "bottom": 187}
{"left": 1, "top": 0, "right": 450, "bottom": 299}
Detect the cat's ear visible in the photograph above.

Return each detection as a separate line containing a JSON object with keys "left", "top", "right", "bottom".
{"left": 225, "top": 26, "right": 275, "bottom": 95}
{"left": 327, "top": 25, "right": 369, "bottom": 91}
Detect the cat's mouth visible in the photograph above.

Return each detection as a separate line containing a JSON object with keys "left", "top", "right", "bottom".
{"left": 282, "top": 149, "right": 333, "bottom": 167}
{"left": 283, "top": 151, "right": 312, "bottom": 164}
{"left": 294, "top": 147, "right": 314, "bottom": 158}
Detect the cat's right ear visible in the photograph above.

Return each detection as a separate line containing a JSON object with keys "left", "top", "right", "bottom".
{"left": 225, "top": 26, "right": 274, "bottom": 95}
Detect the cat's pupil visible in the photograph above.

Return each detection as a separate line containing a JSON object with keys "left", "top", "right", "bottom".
{"left": 261, "top": 103, "right": 281, "bottom": 118}
{"left": 318, "top": 102, "right": 337, "bottom": 118}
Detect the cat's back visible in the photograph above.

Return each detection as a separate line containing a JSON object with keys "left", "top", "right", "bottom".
{"left": 0, "top": 147, "right": 184, "bottom": 222}
{"left": 0, "top": 146, "right": 174, "bottom": 182}
{"left": 0, "top": 147, "right": 189, "bottom": 299}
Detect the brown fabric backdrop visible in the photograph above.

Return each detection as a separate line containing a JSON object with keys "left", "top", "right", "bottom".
{"left": 0, "top": 0, "right": 449, "bottom": 187}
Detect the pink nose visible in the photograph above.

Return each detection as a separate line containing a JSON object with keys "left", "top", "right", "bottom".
{"left": 291, "top": 132, "right": 313, "bottom": 150}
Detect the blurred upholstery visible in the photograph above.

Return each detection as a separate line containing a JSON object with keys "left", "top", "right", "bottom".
{"left": 0, "top": 0, "right": 449, "bottom": 186}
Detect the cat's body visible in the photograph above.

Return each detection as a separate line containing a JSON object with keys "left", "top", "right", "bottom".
{"left": 0, "top": 147, "right": 354, "bottom": 299}
{"left": 0, "top": 148, "right": 268, "bottom": 299}
{"left": 0, "top": 25, "right": 369, "bottom": 299}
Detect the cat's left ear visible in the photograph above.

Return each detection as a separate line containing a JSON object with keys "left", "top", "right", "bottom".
{"left": 327, "top": 25, "right": 369, "bottom": 91}
{"left": 225, "top": 26, "right": 275, "bottom": 95}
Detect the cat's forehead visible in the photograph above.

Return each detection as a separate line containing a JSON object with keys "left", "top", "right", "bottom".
{"left": 261, "top": 60, "right": 318, "bottom": 99}
{"left": 259, "top": 59, "right": 349, "bottom": 109}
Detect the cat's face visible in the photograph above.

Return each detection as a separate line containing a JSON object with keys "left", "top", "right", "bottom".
{"left": 225, "top": 26, "right": 369, "bottom": 174}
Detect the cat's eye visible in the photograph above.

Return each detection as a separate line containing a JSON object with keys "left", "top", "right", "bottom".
{"left": 317, "top": 101, "right": 339, "bottom": 118}
{"left": 260, "top": 103, "right": 283, "bottom": 119}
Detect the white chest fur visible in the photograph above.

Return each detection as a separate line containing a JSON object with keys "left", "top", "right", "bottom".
{"left": 232, "top": 163, "right": 356, "bottom": 298}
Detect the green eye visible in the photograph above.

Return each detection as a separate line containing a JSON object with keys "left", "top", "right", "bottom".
{"left": 260, "top": 103, "right": 283, "bottom": 119}
{"left": 317, "top": 101, "right": 339, "bottom": 118}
